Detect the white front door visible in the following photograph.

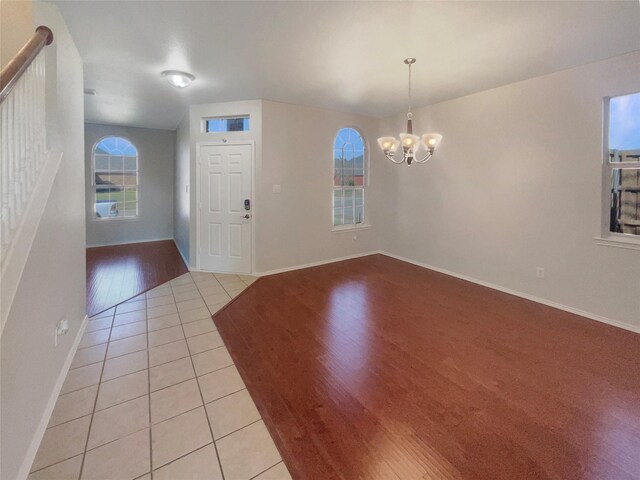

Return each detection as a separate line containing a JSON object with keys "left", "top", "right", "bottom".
{"left": 198, "top": 143, "right": 252, "bottom": 273}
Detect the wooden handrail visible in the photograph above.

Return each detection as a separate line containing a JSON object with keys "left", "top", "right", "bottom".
{"left": 0, "top": 26, "right": 53, "bottom": 104}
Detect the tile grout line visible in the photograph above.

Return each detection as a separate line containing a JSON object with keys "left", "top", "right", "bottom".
{"left": 76, "top": 309, "right": 225, "bottom": 373}
{"left": 192, "top": 358, "right": 235, "bottom": 378}
{"left": 148, "top": 402, "right": 210, "bottom": 432}
{"left": 41, "top": 273, "right": 256, "bottom": 479}
{"left": 51, "top": 388, "right": 148, "bottom": 428}
{"left": 28, "top": 446, "right": 86, "bottom": 475}
{"left": 144, "top": 290, "right": 154, "bottom": 480}
{"left": 145, "top": 441, "right": 215, "bottom": 474}
{"left": 198, "top": 274, "right": 285, "bottom": 478}
{"left": 201, "top": 385, "right": 246, "bottom": 405}
{"left": 98, "top": 365, "right": 148, "bottom": 386}
{"left": 82, "top": 426, "right": 150, "bottom": 455}
{"left": 59, "top": 381, "right": 103, "bottom": 396}
{"left": 192, "top": 276, "right": 230, "bottom": 317}
{"left": 173, "top": 272, "right": 227, "bottom": 480}
{"left": 77, "top": 308, "right": 116, "bottom": 480}
{"left": 92, "top": 362, "right": 218, "bottom": 418}
{"left": 214, "top": 418, "right": 262, "bottom": 442}
{"left": 248, "top": 460, "right": 285, "bottom": 480}
{"left": 37, "top": 280, "right": 178, "bottom": 476}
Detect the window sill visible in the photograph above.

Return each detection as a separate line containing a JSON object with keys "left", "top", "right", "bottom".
{"left": 594, "top": 235, "right": 640, "bottom": 251}
{"left": 92, "top": 216, "right": 140, "bottom": 223}
{"left": 332, "top": 224, "right": 371, "bottom": 233}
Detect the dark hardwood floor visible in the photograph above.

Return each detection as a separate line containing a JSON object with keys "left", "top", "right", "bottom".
{"left": 214, "top": 254, "right": 640, "bottom": 480}
{"left": 86, "top": 240, "right": 188, "bottom": 316}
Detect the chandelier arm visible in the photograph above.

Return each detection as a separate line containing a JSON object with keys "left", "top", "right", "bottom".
{"left": 385, "top": 152, "right": 406, "bottom": 164}
{"left": 413, "top": 152, "right": 434, "bottom": 164}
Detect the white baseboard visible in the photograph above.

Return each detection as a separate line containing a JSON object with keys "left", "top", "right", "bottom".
{"left": 256, "top": 251, "right": 381, "bottom": 277}
{"left": 17, "top": 314, "right": 88, "bottom": 480}
{"left": 86, "top": 237, "right": 174, "bottom": 248}
{"left": 379, "top": 251, "right": 640, "bottom": 335}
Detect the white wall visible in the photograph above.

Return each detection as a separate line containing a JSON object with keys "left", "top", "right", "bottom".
{"left": 174, "top": 113, "right": 191, "bottom": 263}
{"left": 181, "top": 100, "right": 381, "bottom": 273}
{"left": 0, "top": 0, "right": 33, "bottom": 68}
{"left": 258, "top": 100, "right": 380, "bottom": 272}
{"left": 378, "top": 51, "right": 640, "bottom": 331}
{"left": 0, "top": 3, "right": 86, "bottom": 479}
{"left": 186, "top": 100, "right": 263, "bottom": 268}
{"left": 84, "top": 123, "right": 175, "bottom": 247}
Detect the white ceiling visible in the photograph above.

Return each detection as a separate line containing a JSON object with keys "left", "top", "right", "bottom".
{"left": 50, "top": 0, "right": 640, "bottom": 130}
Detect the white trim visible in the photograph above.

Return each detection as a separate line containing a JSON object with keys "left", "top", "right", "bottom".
{"left": 1, "top": 151, "right": 63, "bottom": 335}
{"left": 196, "top": 248, "right": 638, "bottom": 334}
{"left": 594, "top": 236, "right": 640, "bottom": 251}
{"left": 192, "top": 247, "right": 638, "bottom": 333}
{"left": 331, "top": 127, "right": 369, "bottom": 229}
{"left": 379, "top": 251, "right": 640, "bottom": 334}
{"left": 195, "top": 140, "right": 256, "bottom": 275}
{"left": 201, "top": 114, "right": 251, "bottom": 134}
{"left": 256, "top": 251, "right": 380, "bottom": 277}
{"left": 174, "top": 239, "right": 190, "bottom": 268}
{"left": 601, "top": 93, "right": 640, "bottom": 240}
{"left": 190, "top": 267, "right": 257, "bottom": 275}
{"left": 89, "top": 216, "right": 141, "bottom": 223}
{"left": 86, "top": 237, "right": 174, "bottom": 248}
{"left": 16, "top": 314, "right": 88, "bottom": 480}
{"left": 332, "top": 224, "right": 372, "bottom": 233}
{"left": 91, "top": 135, "right": 140, "bottom": 221}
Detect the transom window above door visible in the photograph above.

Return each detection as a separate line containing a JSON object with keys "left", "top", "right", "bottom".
{"left": 333, "top": 127, "right": 366, "bottom": 228}
{"left": 92, "top": 136, "right": 139, "bottom": 219}
{"left": 204, "top": 115, "right": 250, "bottom": 133}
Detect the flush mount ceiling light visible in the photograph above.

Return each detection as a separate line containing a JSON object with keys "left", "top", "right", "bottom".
{"left": 161, "top": 70, "right": 195, "bottom": 88}
{"left": 377, "top": 58, "right": 443, "bottom": 166}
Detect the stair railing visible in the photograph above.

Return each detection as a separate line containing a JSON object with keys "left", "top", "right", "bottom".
{"left": 0, "top": 26, "right": 55, "bottom": 333}
{"left": 0, "top": 26, "right": 53, "bottom": 270}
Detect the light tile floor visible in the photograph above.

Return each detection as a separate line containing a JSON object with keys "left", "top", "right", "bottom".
{"left": 29, "top": 272, "right": 292, "bottom": 480}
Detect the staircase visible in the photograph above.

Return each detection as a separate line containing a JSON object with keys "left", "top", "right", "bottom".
{"left": 0, "top": 26, "right": 59, "bottom": 334}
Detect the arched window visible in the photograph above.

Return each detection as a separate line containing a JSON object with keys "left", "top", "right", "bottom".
{"left": 333, "top": 127, "right": 366, "bottom": 227}
{"left": 92, "top": 136, "right": 139, "bottom": 219}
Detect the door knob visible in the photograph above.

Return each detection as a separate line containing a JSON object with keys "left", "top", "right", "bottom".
{"left": 243, "top": 214, "right": 250, "bottom": 219}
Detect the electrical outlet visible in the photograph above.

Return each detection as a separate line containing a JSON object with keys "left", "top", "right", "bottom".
{"left": 54, "top": 319, "right": 69, "bottom": 346}
{"left": 536, "top": 267, "right": 545, "bottom": 279}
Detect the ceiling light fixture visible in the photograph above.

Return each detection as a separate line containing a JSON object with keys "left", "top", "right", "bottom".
{"left": 377, "top": 58, "right": 442, "bottom": 166}
{"left": 161, "top": 70, "right": 195, "bottom": 88}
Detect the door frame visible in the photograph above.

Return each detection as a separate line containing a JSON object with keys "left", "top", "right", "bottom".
{"left": 195, "top": 140, "right": 256, "bottom": 274}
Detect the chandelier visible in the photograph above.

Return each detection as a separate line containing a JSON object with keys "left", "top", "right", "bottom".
{"left": 377, "top": 58, "right": 442, "bottom": 166}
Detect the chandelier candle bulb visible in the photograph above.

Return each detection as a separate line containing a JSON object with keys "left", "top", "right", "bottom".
{"left": 422, "top": 133, "right": 443, "bottom": 151}
{"left": 400, "top": 133, "right": 420, "bottom": 151}
{"left": 377, "top": 58, "right": 443, "bottom": 165}
{"left": 377, "top": 137, "right": 399, "bottom": 154}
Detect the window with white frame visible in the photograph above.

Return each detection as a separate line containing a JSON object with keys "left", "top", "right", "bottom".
{"left": 204, "top": 115, "right": 250, "bottom": 133}
{"left": 333, "top": 128, "right": 366, "bottom": 227}
{"left": 605, "top": 92, "right": 640, "bottom": 238}
{"left": 92, "top": 136, "right": 139, "bottom": 219}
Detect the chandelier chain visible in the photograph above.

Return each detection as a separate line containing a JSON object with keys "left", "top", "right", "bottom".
{"left": 408, "top": 62, "right": 412, "bottom": 116}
